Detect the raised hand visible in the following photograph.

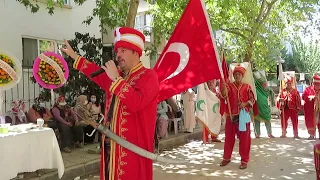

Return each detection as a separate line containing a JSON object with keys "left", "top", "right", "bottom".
{"left": 101, "top": 61, "right": 120, "bottom": 81}
{"left": 60, "top": 39, "right": 78, "bottom": 60}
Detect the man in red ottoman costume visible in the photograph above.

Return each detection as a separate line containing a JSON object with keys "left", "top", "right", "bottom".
{"left": 302, "top": 74, "right": 320, "bottom": 139}
{"left": 61, "top": 27, "right": 159, "bottom": 180}
{"left": 219, "top": 65, "right": 255, "bottom": 170}
{"left": 278, "top": 76, "right": 302, "bottom": 138}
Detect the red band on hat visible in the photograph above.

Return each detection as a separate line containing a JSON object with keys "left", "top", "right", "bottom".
{"left": 285, "top": 76, "right": 293, "bottom": 83}
{"left": 114, "top": 27, "right": 145, "bottom": 57}
{"left": 313, "top": 74, "right": 320, "bottom": 84}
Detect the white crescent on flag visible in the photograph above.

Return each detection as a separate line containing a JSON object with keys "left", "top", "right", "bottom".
{"left": 196, "top": 83, "right": 221, "bottom": 136}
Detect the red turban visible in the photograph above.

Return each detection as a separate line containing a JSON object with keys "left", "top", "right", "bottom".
{"left": 314, "top": 74, "right": 320, "bottom": 84}
{"left": 114, "top": 27, "right": 146, "bottom": 57}
{"left": 233, "top": 65, "right": 246, "bottom": 76}
{"left": 285, "top": 76, "right": 293, "bottom": 83}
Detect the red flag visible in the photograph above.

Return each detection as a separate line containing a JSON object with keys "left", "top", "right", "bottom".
{"left": 153, "top": 0, "right": 222, "bottom": 102}
{"left": 219, "top": 53, "right": 229, "bottom": 115}
{"left": 221, "top": 53, "right": 229, "bottom": 82}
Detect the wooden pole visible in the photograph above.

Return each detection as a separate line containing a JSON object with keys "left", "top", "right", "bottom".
{"left": 314, "top": 93, "right": 319, "bottom": 138}
{"left": 220, "top": 51, "right": 233, "bottom": 122}
{"left": 280, "top": 80, "right": 286, "bottom": 136}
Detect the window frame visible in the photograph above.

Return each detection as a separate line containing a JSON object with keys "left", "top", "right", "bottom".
{"left": 22, "top": 36, "right": 64, "bottom": 70}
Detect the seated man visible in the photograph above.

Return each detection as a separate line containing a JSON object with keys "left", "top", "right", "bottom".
{"left": 51, "top": 95, "right": 84, "bottom": 153}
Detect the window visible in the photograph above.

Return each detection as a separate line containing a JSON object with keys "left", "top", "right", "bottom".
{"left": 53, "top": 0, "right": 70, "bottom": 5}
{"left": 135, "top": 15, "right": 146, "bottom": 29}
{"left": 22, "top": 38, "right": 63, "bottom": 68}
{"left": 63, "top": 0, "right": 69, "bottom": 5}
{"left": 102, "top": 46, "right": 114, "bottom": 65}
{"left": 134, "top": 14, "right": 152, "bottom": 42}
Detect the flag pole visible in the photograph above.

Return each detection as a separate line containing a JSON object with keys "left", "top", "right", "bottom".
{"left": 220, "top": 50, "right": 233, "bottom": 121}
{"left": 249, "top": 63, "right": 258, "bottom": 137}
{"left": 280, "top": 80, "right": 286, "bottom": 136}
{"left": 314, "top": 93, "right": 319, "bottom": 138}
{"left": 278, "top": 60, "right": 286, "bottom": 136}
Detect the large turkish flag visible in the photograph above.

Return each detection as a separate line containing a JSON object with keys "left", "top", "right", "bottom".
{"left": 153, "top": 0, "right": 222, "bottom": 102}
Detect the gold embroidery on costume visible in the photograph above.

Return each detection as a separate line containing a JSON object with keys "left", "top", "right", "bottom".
{"left": 122, "top": 112, "right": 130, "bottom": 116}
{"left": 116, "top": 68, "right": 147, "bottom": 179}
{"left": 121, "top": 119, "right": 127, "bottom": 124}
{"left": 117, "top": 83, "right": 130, "bottom": 99}
{"left": 121, "top": 128, "right": 128, "bottom": 132}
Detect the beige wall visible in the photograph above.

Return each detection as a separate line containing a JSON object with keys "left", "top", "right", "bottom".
{"left": 0, "top": 0, "right": 101, "bottom": 112}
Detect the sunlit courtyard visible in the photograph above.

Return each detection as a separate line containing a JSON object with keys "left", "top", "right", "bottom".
{"left": 153, "top": 116, "right": 317, "bottom": 180}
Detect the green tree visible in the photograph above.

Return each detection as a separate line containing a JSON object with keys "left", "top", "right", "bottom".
{"left": 148, "top": 0, "right": 319, "bottom": 72}
{"left": 18, "top": 0, "right": 141, "bottom": 103}
{"left": 16, "top": 0, "right": 140, "bottom": 29}
{"left": 282, "top": 37, "right": 320, "bottom": 82}
{"left": 30, "top": 32, "right": 106, "bottom": 104}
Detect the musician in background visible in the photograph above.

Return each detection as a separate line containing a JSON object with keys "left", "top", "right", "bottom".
{"left": 278, "top": 76, "right": 302, "bottom": 138}
{"left": 302, "top": 74, "right": 320, "bottom": 139}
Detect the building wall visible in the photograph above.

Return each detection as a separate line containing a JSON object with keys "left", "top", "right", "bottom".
{"left": 0, "top": 0, "right": 101, "bottom": 112}
{"left": 102, "top": 0, "right": 152, "bottom": 68}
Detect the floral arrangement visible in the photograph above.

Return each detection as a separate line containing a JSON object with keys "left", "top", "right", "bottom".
{"left": 38, "top": 55, "right": 64, "bottom": 85}
{"left": 0, "top": 51, "right": 22, "bottom": 90}
{"left": 0, "top": 54, "right": 15, "bottom": 84}
{"left": 33, "top": 52, "right": 69, "bottom": 89}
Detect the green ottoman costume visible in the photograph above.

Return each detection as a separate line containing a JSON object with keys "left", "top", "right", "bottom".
{"left": 253, "top": 70, "right": 275, "bottom": 138}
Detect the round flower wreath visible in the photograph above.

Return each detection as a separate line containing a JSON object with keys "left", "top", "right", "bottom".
{"left": 0, "top": 51, "right": 22, "bottom": 90}
{"left": 33, "top": 52, "right": 69, "bottom": 89}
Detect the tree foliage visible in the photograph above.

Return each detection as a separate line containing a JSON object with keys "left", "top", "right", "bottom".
{"left": 18, "top": 0, "right": 140, "bottom": 103}
{"left": 148, "top": 0, "right": 319, "bottom": 72}
{"left": 16, "top": 0, "right": 139, "bottom": 30}
{"left": 17, "top": 0, "right": 320, "bottom": 74}
{"left": 282, "top": 37, "right": 320, "bottom": 82}
{"left": 30, "top": 32, "right": 106, "bottom": 105}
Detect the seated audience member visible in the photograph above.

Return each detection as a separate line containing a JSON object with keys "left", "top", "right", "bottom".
{"left": 84, "top": 94, "right": 102, "bottom": 143}
{"left": 51, "top": 95, "right": 84, "bottom": 153}
{"left": 27, "top": 96, "right": 57, "bottom": 128}
{"left": 156, "top": 100, "right": 169, "bottom": 139}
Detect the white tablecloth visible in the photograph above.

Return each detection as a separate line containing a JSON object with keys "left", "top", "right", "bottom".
{"left": 0, "top": 128, "right": 65, "bottom": 179}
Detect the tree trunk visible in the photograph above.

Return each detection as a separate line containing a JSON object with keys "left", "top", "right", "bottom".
{"left": 244, "top": 40, "right": 254, "bottom": 62}
{"left": 126, "top": 0, "right": 140, "bottom": 28}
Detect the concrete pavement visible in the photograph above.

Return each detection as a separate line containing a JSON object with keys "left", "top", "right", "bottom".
{"left": 82, "top": 117, "right": 317, "bottom": 180}
{"left": 20, "top": 127, "right": 202, "bottom": 180}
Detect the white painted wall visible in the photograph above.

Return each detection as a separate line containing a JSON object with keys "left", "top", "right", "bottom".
{"left": 140, "top": 53, "right": 151, "bottom": 68}
{"left": 0, "top": 0, "right": 101, "bottom": 112}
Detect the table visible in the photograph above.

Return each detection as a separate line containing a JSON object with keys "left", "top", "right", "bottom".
{"left": 0, "top": 127, "right": 65, "bottom": 179}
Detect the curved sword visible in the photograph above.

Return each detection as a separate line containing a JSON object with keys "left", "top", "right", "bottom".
{"left": 73, "top": 111, "right": 187, "bottom": 164}
{"left": 86, "top": 114, "right": 104, "bottom": 137}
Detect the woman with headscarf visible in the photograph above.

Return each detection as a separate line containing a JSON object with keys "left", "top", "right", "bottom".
{"left": 84, "top": 94, "right": 102, "bottom": 143}
{"left": 182, "top": 88, "right": 196, "bottom": 133}
{"left": 27, "top": 96, "right": 56, "bottom": 128}
{"left": 51, "top": 95, "right": 84, "bottom": 153}
{"left": 73, "top": 95, "right": 92, "bottom": 126}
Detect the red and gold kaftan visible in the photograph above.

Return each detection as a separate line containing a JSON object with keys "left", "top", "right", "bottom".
{"left": 222, "top": 82, "right": 255, "bottom": 164}
{"left": 73, "top": 57, "right": 159, "bottom": 180}
{"left": 278, "top": 88, "right": 301, "bottom": 136}
{"left": 302, "top": 85, "right": 316, "bottom": 136}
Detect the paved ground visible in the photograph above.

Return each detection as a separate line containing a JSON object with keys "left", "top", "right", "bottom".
{"left": 21, "top": 143, "right": 100, "bottom": 179}
{"left": 81, "top": 116, "right": 317, "bottom": 180}
{"left": 20, "top": 126, "right": 202, "bottom": 180}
